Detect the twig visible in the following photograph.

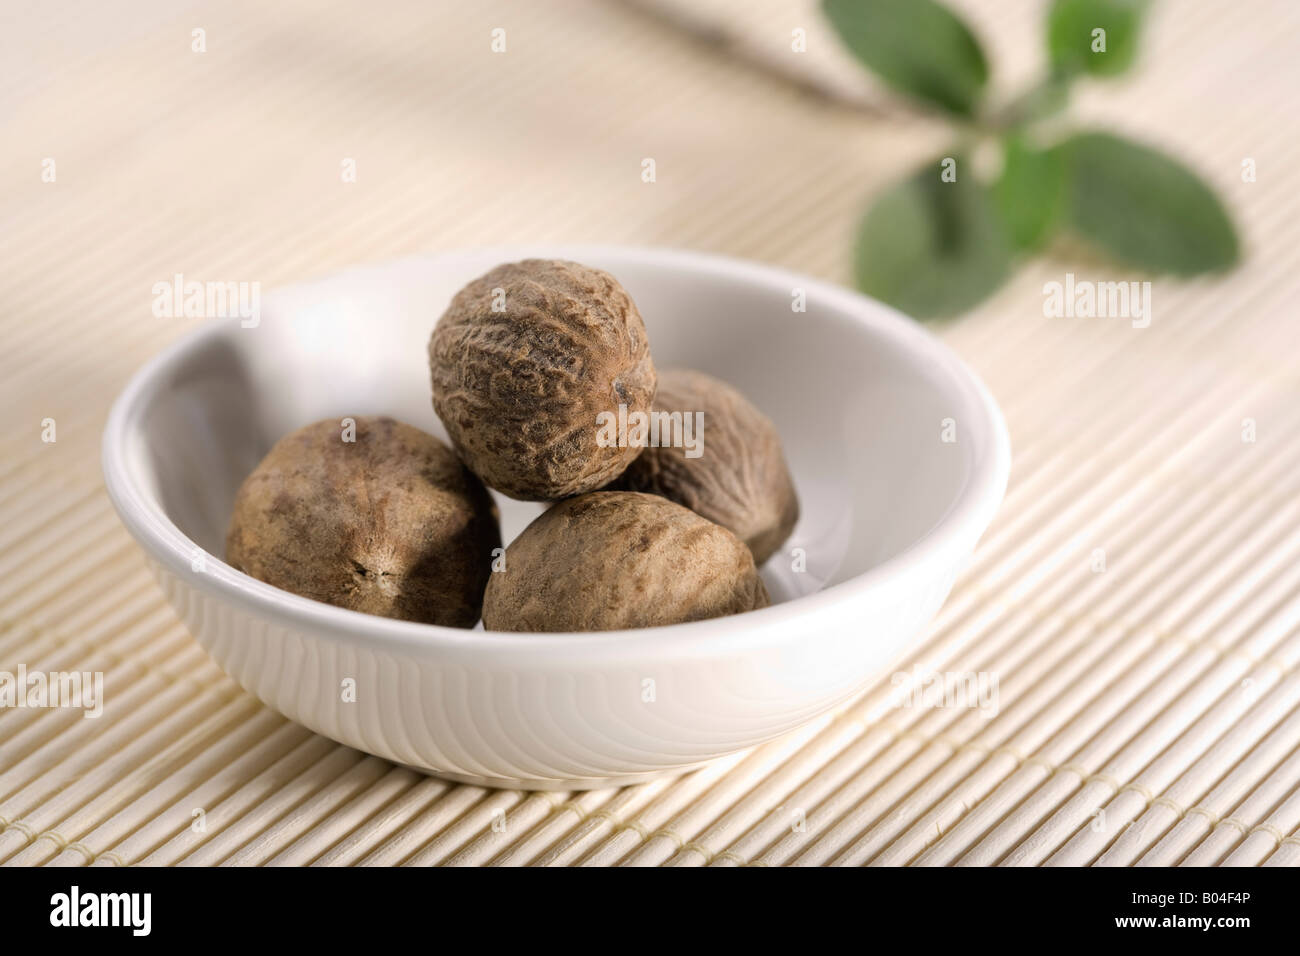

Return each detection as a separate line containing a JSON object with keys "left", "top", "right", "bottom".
{"left": 608, "top": 0, "right": 900, "bottom": 119}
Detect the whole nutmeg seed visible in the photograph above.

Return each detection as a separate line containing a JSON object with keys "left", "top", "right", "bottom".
{"left": 226, "top": 416, "right": 500, "bottom": 627}
{"left": 611, "top": 369, "right": 798, "bottom": 565}
{"left": 483, "top": 491, "right": 769, "bottom": 632}
{"left": 428, "top": 259, "right": 657, "bottom": 500}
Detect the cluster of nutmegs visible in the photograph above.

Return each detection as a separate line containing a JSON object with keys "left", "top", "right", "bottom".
{"left": 227, "top": 260, "right": 798, "bottom": 631}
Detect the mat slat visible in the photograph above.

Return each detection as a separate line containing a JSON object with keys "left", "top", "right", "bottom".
{"left": 2, "top": 0, "right": 1297, "bottom": 866}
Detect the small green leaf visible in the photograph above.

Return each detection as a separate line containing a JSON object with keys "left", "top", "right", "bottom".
{"left": 855, "top": 159, "right": 1013, "bottom": 319}
{"left": 823, "top": 0, "right": 989, "bottom": 116}
{"left": 1047, "top": 0, "right": 1148, "bottom": 77}
{"left": 1059, "top": 132, "right": 1239, "bottom": 274}
{"left": 994, "top": 136, "right": 1065, "bottom": 250}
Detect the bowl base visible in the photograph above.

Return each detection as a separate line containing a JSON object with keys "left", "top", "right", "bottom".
{"left": 402, "top": 761, "right": 721, "bottom": 792}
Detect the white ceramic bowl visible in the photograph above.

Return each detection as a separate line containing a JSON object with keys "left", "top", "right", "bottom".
{"left": 102, "top": 247, "right": 1009, "bottom": 789}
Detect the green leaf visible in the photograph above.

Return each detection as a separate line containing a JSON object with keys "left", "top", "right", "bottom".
{"left": 1047, "top": 0, "right": 1148, "bottom": 77}
{"left": 994, "top": 135, "right": 1065, "bottom": 250}
{"left": 1058, "top": 132, "right": 1239, "bottom": 274}
{"left": 855, "top": 159, "right": 1013, "bottom": 319}
{"left": 823, "top": 0, "right": 989, "bottom": 116}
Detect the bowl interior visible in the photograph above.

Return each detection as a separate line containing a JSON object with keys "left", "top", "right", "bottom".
{"left": 129, "top": 249, "right": 979, "bottom": 608}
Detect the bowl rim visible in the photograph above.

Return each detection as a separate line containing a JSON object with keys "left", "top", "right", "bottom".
{"left": 102, "top": 244, "right": 1010, "bottom": 658}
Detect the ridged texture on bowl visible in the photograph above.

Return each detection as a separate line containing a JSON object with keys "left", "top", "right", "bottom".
{"left": 152, "top": 559, "right": 958, "bottom": 788}
{"left": 428, "top": 259, "right": 656, "bottom": 500}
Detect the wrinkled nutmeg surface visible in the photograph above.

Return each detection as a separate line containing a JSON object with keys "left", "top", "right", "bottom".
{"left": 483, "top": 491, "right": 769, "bottom": 632}
{"left": 428, "top": 259, "right": 656, "bottom": 500}
{"left": 611, "top": 369, "right": 799, "bottom": 565}
{"left": 226, "top": 416, "right": 500, "bottom": 627}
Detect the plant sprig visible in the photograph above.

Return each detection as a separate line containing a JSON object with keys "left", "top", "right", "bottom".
{"left": 823, "top": 0, "right": 1239, "bottom": 319}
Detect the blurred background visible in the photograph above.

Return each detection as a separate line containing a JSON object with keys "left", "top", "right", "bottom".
{"left": 2, "top": 0, "right": 1300, "bottom": 866}
{"left": 3, "top": 0, "right": 1294, "bottom": 460}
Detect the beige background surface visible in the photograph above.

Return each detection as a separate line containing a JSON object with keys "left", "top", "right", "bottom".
{"left": 2, "top": 0, "right": 1299, "bottom": 865}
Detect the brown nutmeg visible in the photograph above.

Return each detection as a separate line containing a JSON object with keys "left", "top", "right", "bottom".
{"left": 611, "top": 369, "right": 798, "bottom": 565}
{"left": 225, "top": 416, "right": 500, "bottom": 627}
{"left": 428, "top": 259, "right": 656, "bottom": 501}
{"left": 482, "top": 492, "right": 769, "bottom": 632}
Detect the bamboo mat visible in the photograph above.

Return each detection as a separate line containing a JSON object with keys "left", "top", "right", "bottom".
{"left": 2, "top": 0, "right": 1298, "bottom": 866}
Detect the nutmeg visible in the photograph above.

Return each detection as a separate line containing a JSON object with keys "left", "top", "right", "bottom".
{"left": 225, "top": 416, "right": 500, "bottom": 627}
{"left": 482, "top": 491, "right": 769, "bottom": 631}
{"left": 428, "top": 259, "right": 656, "bottom": 500}
{"left": 611, "top": 369, "right": 798, "bottom": 564}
